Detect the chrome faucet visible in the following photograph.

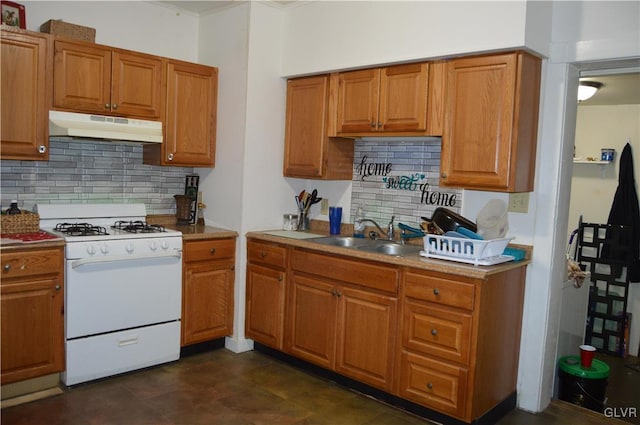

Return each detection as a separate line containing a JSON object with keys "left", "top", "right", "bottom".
{"left": 361, "top": 216, "right": 395, "bottom": 241}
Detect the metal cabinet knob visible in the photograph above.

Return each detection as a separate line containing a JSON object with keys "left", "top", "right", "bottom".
{"left": 377, "top": 122, "right": 382, "bottom": 128}
{"left": 431, "top": 329, "right": 438, "bottom": 336}
{"left": 433, "top": 288, "right": 440, "bottom": 296}
{"left": 427, "top": 382, "right": 433, "bottom": 390}
{"left": 38, "top": 145, "right": 47, "bottom": 154}
{"left": 105, "top": 103, "right": 110, "bottom": 109}
{"left": 55, "top": 284, "right": 61, "bottom": 291}
{"left": 112, "top": 104, "right": 118, "bottom": 110}
{"left": 3, "top": 264, "right": 11, "bottom": 271}
{"left": 260, "top": 251, "right": 267, "bottom": 258}
{"left": 441, "top": 173, "right": 447, "bottom": 179}
{"left": 278, "top": 275, "right": 283, "bottom": 282}
{"left": 210, "top": 248, "right": 216, "bottom": 254}
{"left": 167, "top": 153, "right": 174, "bottom": 161}
{"left": 370, "top": 122, "right": 376, "bottom": 128}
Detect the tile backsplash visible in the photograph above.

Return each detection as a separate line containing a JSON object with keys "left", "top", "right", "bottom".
{"left": 0, "top": 138, "right": 194, "bottom": 214}
{"left": 350, "top": 137, "right": 462, "bottom": 227}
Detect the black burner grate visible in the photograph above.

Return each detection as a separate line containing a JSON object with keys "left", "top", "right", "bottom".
{"left": 55, "top": 222, "right": 109, "bottom": 237}
{"left": 111, "top": 220, "right": 166, "bottom": 234}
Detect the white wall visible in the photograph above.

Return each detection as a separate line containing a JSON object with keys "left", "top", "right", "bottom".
{"left": 569, "top": 104, "right": 640, "bottom": 356}
{"left": 22, "top": 1, "right": 198, "bottom": 60}
{"left": 282, "top": 1, "right": 541, "bottom": 77}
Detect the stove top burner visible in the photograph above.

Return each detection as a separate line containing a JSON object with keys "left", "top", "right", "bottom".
{"left": 55, "top": 222, "right": 109, "bottom": 237}
{"left": 111, "top": 220, "right": 166, "bottom": 234}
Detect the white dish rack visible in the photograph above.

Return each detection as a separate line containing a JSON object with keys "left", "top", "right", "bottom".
{"left": 420, "top": 234, "right": 515, "bottom": 266}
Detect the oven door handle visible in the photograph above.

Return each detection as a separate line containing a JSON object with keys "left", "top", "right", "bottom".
{"left": 71, "top": 252, "right": 182, "bottom": 269}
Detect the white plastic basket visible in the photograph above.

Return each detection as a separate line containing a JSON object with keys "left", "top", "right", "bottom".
{"left": 422, "top": 234, "right": 514, "bottom": 263}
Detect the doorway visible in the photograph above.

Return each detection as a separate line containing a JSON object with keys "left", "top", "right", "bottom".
{"left": 557, "top": 68, "right": 640, "bottom": 424}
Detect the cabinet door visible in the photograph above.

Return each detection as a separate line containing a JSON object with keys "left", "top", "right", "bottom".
{"left": 163, "top": 61, "right": 218, "bottom": 167}
{"left": 441, "top": 51, "right": 540, "bottom": 191}
{"left": 283, "top": 75, "right": 329, "bottom": 178}
{"left": 111, "top": 51, "right": 164, "bottom": 119}
{"left": 246, "top": 264, "right": 286, "bottom": 349}
{"left": 379, "top": 63, "right": 429, "bottom": 132}
{"left": 287, "top": 274, "right": 337, "bottom": 369}
{"left": 1, "top": 276, "right": 64, "bottom": 384}
{"left": 1, "top": 30, "right": 50, "bottom": 160}
{"left": 335, "top": 286, "right": 397, "bottom": 391}
{"left": 336, "top": 68, "right": 380, "bottom": 133}
{"left": 53, "top": 40, "right": 111, "bottom": 114}
{"left": 181, "top": 260, "right": 234, "bottom": 346}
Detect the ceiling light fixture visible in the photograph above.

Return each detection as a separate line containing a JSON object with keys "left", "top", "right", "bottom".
{"left": 578, "top": 81, "right": 603, "bottom": 102}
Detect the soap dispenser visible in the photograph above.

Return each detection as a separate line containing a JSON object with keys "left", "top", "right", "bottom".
{"left": 353, "top": 207, "right": 365, "bottom": 238}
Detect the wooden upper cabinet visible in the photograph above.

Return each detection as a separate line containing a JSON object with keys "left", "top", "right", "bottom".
{"left": 440, "top": 51, "right": 541, "bottom": 192}
{"left": 336, "top": 62, "right": 444, "bottom": 136}
{"left": 283, "top": 75, "right": 354, "bottom": 180}
{"left": 1, "top": 29, "right": 51, "bottom": 160}
{"left": 53, "top": 40, "right": 163, "bottom": 119}
{"left": 144, "top": 60, "right": 218, "bottom": 167}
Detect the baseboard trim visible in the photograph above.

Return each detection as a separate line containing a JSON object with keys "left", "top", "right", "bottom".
{"left": 1, "top": 387, "right": 63, "bottom": 409}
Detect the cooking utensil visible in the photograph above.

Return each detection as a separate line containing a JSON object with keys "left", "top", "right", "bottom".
{"left": 421, "top": 207, "right": 477, "bottom": 233}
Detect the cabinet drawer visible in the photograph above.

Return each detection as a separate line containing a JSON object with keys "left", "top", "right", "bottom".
{"left": 399, "top": 350, "right": 468, "bottom": 419}
{"left": 184, "top": 238, "right": 235, "bottom": 263}
{"left": 247, "top": 241, "right": 287, "bottom": 269}
{"left": 403, "top": 299, "right": 472, "bottom": 364}
{"left": 292, "top": 249, "right": 398, "bottom": 293}
{"left": 1, "top": 248, "right": 63, "bottom": 281}
{"left": 404, "top": 271, "right": 474, "bottom": 310}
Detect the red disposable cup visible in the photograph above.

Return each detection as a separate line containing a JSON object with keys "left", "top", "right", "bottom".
{"left": 579, "top": 344, "right": 596, "bottom": 368}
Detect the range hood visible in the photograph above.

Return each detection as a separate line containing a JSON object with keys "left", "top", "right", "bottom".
{"left": 49, "top": 111, "right": 163, "bottom": 143}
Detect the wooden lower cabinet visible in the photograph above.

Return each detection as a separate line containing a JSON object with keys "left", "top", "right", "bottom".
{"left": 245, "top": 237, "right": 527, "bottom": 423}
{"left": 286, "top": 249, "right": 398, "bottom": 392}
{"left": 245, "top": 240, "right": 288, "bottom": 350}
{"left": 1, "top": 246, "right": 64, "bottom": 384}
{"left": 181, "top": 238, "right": 235, "bottom": 346}
{"left": 398, "top": 267, "right": 526, "bottom": 422}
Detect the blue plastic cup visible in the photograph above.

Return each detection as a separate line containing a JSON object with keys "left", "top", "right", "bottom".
{"left": 329, "top": 207, "right": 342, "bottom": 235}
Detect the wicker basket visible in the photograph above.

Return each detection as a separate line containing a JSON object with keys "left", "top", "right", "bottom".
{"left": 1, "top": 211, "right": 40, "bottom": 234}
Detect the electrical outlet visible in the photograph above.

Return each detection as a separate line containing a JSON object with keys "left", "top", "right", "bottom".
{"left": 321, "top": 199, "right": 329, "bottom": 215}
{"left": 508, "top": 193, "right": 529, "bottom": 213}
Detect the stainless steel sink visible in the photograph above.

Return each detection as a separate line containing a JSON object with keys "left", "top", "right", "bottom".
{"left": 356, "top": 241, "right": 422, "bottom": 257}
{"left": 309, "top": 236, "right": 422, "bottom": 257}
{"left": 310, "top": 236, "right": 372, "bottom": 248}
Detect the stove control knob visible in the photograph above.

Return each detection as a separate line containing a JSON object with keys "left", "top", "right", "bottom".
{"left": 100, "top": 244, "right": 109, "bottom": 255}
{"left": 149, "top": 241, "right": 158, "bottom": 251}
{"left": 126, "top": 243, "right": 135, "bottom": 254}
{"left": 161, "top": 240, "right": 169, "bottom": 250}
{"left": 87, "top": 245, "right": 97, "bottom": 255}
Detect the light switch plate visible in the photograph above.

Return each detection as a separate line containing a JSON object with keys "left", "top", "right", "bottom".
{"left": 321, "top": 199, "right": 329, "bottom": 215}
{"left": 508, "top": 193, "right": 529, "bottom": 213}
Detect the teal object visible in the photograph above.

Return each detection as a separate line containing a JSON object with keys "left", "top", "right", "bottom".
{"left": 457, "top": 226, "right": 483, "bottom": 239}
{"left": 503, "top": 247, "right": 526, "bottom": 261}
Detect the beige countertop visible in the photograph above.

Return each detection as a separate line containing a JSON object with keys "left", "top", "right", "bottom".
{"left": 247, "top": 230, "right": 532, "bottom": 280}
{"left": 147, "top": 215, "right": 238, "bottom": 240}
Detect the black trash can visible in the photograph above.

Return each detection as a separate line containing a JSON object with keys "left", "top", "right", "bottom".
{"left": 558, "top": 355, "right": 609, "bottom": 412}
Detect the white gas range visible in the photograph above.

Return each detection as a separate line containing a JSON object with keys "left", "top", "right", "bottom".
{"left": 37, "top": 203, "right": 183, "bottom": 386}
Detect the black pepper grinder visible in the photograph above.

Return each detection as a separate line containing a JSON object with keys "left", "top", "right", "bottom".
{"left": 6, "top": 200, "right": 21, "bottom": 215}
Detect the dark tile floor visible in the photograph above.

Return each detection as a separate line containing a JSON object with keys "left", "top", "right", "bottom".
{"left": 1, "top": 349, "right": 636, "bottom": 425}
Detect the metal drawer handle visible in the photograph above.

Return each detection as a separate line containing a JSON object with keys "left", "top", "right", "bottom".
{"left": 3, "top": 264, "right": 11, "bottom": 271}
{"left": 433, "top": 288, "right": 440, "bottom": 296}
{"left": 427, "top": 382, "right": 433, "bottom": 390}
{"left": 431, "top": 329, "right": 438, "bottom": 336}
